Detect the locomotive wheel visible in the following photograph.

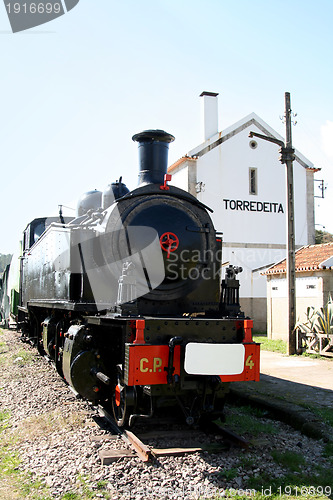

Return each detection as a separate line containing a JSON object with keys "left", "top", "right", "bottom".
{"left": 47, "top": 339, "right": 55, "bottom": 360}
{"left": 112, "top": 382, "right": 136, "bottom": 427}
{"left": 30, "top": 314, "right": 43, "bottom": 354}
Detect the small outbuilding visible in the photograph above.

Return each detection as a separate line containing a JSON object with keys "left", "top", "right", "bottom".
{"left": 264, "top": 243, "right": 333, "bottom": 341}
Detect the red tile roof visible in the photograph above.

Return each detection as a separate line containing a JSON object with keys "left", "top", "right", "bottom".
{"left": 264, "top": 243, "right": 333, "bottom": 275}
{"left": 168, "top": 155, "right": 197, "bottom": 173}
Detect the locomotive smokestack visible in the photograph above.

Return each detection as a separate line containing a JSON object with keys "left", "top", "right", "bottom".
{"left": 132, "top": 129, "right": 175, "bottom": 185}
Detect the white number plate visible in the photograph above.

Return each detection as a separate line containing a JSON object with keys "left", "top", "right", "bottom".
{"left": 184, "top": 343, "right": 245, "bottom": 375}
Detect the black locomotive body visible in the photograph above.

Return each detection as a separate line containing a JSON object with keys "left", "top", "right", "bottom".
{"left": 18, "top": 130, "right": 260, "bottom": 426}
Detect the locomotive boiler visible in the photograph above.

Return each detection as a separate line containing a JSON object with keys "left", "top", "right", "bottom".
{"left": 18, "top": 129, "right": 260, "bottom": 426}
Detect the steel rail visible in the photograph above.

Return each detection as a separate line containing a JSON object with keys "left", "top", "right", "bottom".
{"left": 97, "top": 405, "right": 152, "bottom": 462}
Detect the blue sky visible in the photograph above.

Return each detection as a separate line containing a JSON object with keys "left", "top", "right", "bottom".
{"left": 0, "top": 0, "right": 332, "bottom": 253}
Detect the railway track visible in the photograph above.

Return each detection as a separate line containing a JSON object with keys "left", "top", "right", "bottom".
{"left": 2, "top": 327, "right": 332, "bottom": 500}
{"left": 95, "top": 405, "right": 249, "bottom": 465}
{"left": 16, "top": 327, "right": 251, "bottom": 462}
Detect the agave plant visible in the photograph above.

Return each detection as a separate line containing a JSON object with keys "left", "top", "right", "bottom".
{"left": 295, "top": 294, "right": 333, "bottom": 337}
{"left": 294, "top": 306, "right": 321, "bottom": 335}
{"left": 316, "top": 294, "right": 333, "bottom": 336}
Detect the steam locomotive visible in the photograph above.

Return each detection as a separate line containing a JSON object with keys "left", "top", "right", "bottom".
{"left": 16, "top": 130, "right": 260, "bottom": 426}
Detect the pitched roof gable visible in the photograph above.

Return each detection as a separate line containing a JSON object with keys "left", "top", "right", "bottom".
{"left": 188, "top": 112, "right": 317, "bottom": 171}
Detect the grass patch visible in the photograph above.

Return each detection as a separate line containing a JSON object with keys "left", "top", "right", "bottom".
{"left": 0, "top": 330, "right": 99, "bottom": 500}
{"left": 271, "top": 450, "right": 305, "bottom": 471}
{"left": 10, "top": 349, "right": 35, "bottom": 365}
{"left": 224, "top": 405, "right": 279, "bottom": 436}
{"left": 0, "top": 337, "right": 9, "bottom": 366}
{"left": 214, "top": 490, "right": 329, "bottom": 500}
{"left": 19, "top": 476, "right": 52, "bottom": 499}
{"left": 6, "top": 410, "right": 87, "bottom": 446}
{"left": 0, "top": 444, "right": 60, "bottom": 500}
{"left": 219, "top": 467, "right": 238, "bottom": 480}
{"left": 311, "top": 407, "right": 333, "bottom": 428}
{"left": 64, "top": 474, "right": 111, "bottom": 500}
{"left": 0, "top": 409, "right": 89, "bottom": 498}
{"left": 0, "top": 410, "right": 11, "bottom": 433}
{"left": 293, "top": 401, "right": 333, "bottom": 430}
{"left": 0, "top": 448, "right": 20, "bottom": 475}
{"left": 96, "top": 479, "right": 108, "bottom": 490}
{"left": 253, "top": 334, "right": 287, "bottom": 354}
{"left": 238, "top": 456, "right": 255, "bottom": 469}
{"left": 76, "top": 474, "right": 96, "bottom": 499}
{"left": 300, "top": 351, "right": 325, "bottom": 359}
{"left": 245, "top": 467, "right": 333, "bottom": 499}
{"left": 61, "top": 490, "right": 111, "bottom": 500}
{"left": 253, "top": 331, "right": 333, "bottom": 360}
{"left": 0, "top": 346, "right": 34, "bottom": 369}
{"left": 239, "top": 451, "right": 333, "bottom": 500}
{"left": 234, "top": 405, "right": 268, "bottom": 419}
{"left": 323, "top": 442, "right": 333, "bottom": 464}
{"left": 61, "top": 494, "right": 83, "bottom": 500}
{"left": 0, "top": 411, "right": 52, "bottom": 499}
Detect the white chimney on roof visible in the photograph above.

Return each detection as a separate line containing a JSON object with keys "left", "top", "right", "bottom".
{"left": 200, "top": 91, "right": 219, "bottom": 142}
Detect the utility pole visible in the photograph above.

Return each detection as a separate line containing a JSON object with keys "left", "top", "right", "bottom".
{"left": 249, "top": 92, "right": 296, "bottom": 355}
{"left": 282, "top": 93, "right": 296, "bottom": 355}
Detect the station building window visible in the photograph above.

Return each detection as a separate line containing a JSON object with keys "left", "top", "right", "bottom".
{"left": 249, "top": 167, "right": 257, "bottom": 195}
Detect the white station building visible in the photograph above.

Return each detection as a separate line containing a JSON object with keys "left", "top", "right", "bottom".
{"left": 168, "top": 92, "right": 318, "bottom": 331}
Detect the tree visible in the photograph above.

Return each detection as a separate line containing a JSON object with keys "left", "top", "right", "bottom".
{"left": 315, "top": 229, "right": 333, "bottom": 245}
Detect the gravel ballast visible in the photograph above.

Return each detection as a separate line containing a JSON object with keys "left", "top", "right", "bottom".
{"left": 0, "top": 327, "right": 332, "bottom": 500}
